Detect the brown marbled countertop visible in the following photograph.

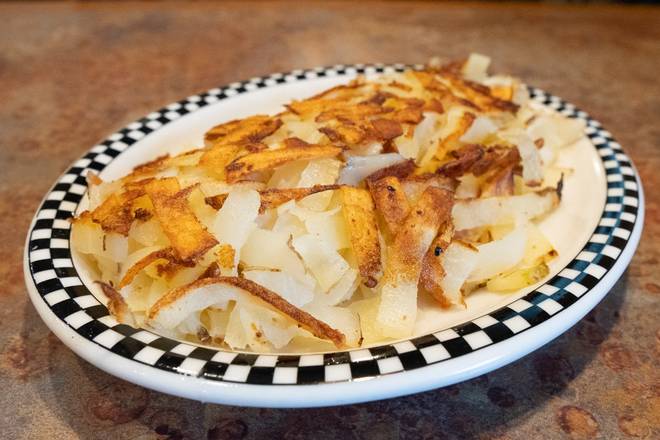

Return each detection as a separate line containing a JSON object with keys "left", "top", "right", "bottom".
{"left": 1, "top": 1, "right": 658, "bottom": 439}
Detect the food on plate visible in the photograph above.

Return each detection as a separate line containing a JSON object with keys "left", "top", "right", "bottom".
{"left": 71, "top": 54, "right": 584, "bottom": 352}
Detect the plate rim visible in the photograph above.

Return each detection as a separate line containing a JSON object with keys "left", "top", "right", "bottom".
{"left": 23, "top": 63, "right": 644, "bottom": 407}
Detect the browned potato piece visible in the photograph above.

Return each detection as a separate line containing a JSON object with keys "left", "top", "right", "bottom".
{"left": 97, "top": 281, "right": 132, "bottom": 324}
{"left": 377, "top": 186, "right": 454, "bottom": 337}
{"left": 205, "top": 184, "right": 341, "bottom": 213}
{"left": 90, "top": 188, "right": 147, "bottom": 236}
{"left": 118, "top": 248, "right": 179, "bottom": 289}
{"left": 339, "top": 187, "right": 382, "bottom": 287}
{"left": 225, "top": 145, "right": 342, "bottom": 183}
{"left": 368, "top": 176, "right": 411, "bottom": 236}
{"left": 148, "top": 277, "right": 347, "bottom": 348}
{"left": 145, "top": 178, "right": 218, "bottom": 261}
{"left": 199, "top": 144, "right": 242, "bottom": 180}
{"left": 204, "top": 115, "right": 282, "bottom": 147}
{"left": 386, "top": 187, "right": 454, "bottom": 281}
{"left": 419, "top": 222, "right": 455, "bottom": 306}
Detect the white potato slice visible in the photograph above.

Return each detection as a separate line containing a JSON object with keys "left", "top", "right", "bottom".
{"left": 71, "top": 220, "right": 104, "bottom": 255}
{"left": 452, "top": 190, "right": 559, "bottom": 230}
{"left": 527, "top": 114, "right": 585, "bottom": 151}
{"left": 242, "top": 269, "right": 315, "bottom": 308}
{"left": 304, "top": 208, "right": 351, "bottom": 251}
{"left": 303, "top": 304, "right": 360, "bottom": 347}
{"left": 312, "top": 268, "right": 359, "bottom": 306}
{"left": 149, "top": 283, "right": 241, "bottom": 330}
{"left": 378, "top": 279, "right": 418, "bottom": 338}
{"left": 291, "top": 234, "right": 350, "bottom": 292}
{"left": 338, "top": 153, "right": 406, "bottom": 186}
{"left": 468, "top": 225, "right": 528, "bottom": 282}
{"left": 204, "top": 306, "right": 233, "bottom": 339}
{"left": 267, "top": 160, "right": 308, "bottom": 189}
{"left": 241, "top": 228, "right": 308, "bottom": 282}
{"left": 102, "top": 233, "right": 129, "bottom": 263}
{"left": 460, "top": 116, "right": 498, "bottom": 143}
{"left": 438, "top": 242, "right": 479, "bottom": 305}
{"left": 129, "top": 219, "right": 168, "bottom": 248}
{"left": 462, "top": 53, "right": 491, "bottom": 83}
{"left": 211, "top": 188, "right": 260, "bottom": 274}
{"left": 500, "top": 131, "right": 543, "bottom": 185}
{"left": 350, "top": 297, "right": 386, "bottom": 345}
{"left": 394, "top": 112, "right": 440, "bottom": 160}
{"left": 297, "top": 158, "right": 342, "bottom": 210}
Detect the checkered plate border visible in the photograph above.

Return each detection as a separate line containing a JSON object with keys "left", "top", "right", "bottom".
{"left": 25, "top": 64, "right": 641, "bottom": 386}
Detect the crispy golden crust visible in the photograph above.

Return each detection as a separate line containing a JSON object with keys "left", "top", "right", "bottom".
{"left": 204, "top": 115, "right": 283, "bottom": 147}
{"left": 385, "top": 187, "right": 454, "bottom": 283}
{"left": 90, "top": 189, "right": 148, "bottom": 236}
{"left": 443, "top": 74, "right": 519, "bottom": 113}
{"left": 118, "top": 247, "right": 177, "bottom": 289}
{"left": 368, "top": 176, "right": 411, "bottom": 236}
{"left": 215, "top": 244, "right": 235, "bottom": 269}
{"left": 199, "top": 144, "right": 243, "bottom": 180}
{"left": 436, "top": 144, "right": 485, "bottom": 177}
{"left": 129, "top": 154, "right": 170, "bottom": 177}
{"left": 419, "top": 222, "right": 455, "bottom": 305}
{"left": 149, "top": 277, "right": 346, "bottom": 347}
{"left": 97, "top": 281, "right": 130, "bottom": 323}
{"left": 340, "top": 187, "right": 382, "bottom": 287}
{"left": 145, "top": 178, "right": 218, "bottom": 261}
{"left": 365, "top": 159, "right": 416, "bottom": 183}
{"left": 225, "top": 145, "right": 342, "bottom": 183}
{"left": 204, "top": 184, "right": 341, "bottom": 213}
{"left": 282, "top": 137, "right": 311, "bottom": 148}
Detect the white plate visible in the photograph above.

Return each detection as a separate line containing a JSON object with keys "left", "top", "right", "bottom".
{"left": 24, "top": 64, "right": 644, "bottom": 407}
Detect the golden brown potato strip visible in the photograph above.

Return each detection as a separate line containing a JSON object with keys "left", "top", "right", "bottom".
{"left": 318, "top": 125, "right": 366, "bottom": 146}
{"left": 365, "top": 159, "right": 416, "bottom": 183}
{"left": 198, "top": 144, "right": 242, "bottom": 180}
{"left": 283, "top": 137, "right": 310, "bottom": 148}
{"left": 145, "top": 178, "right": 218, "bottom": 261}
{"left": 315, "top": 102, "right": 388, "bottom": 124}
{"left": 225, "top": 145, "right": 342, "bottom": 183}
{"left": 443, "top": 74, "right": 519, "bottom": 113}
{"left": 205, "top": 184, "right": 340, "bottom": 213}
{"left": 129, "top": 154, "right": 170, "bottom": 178}
{"left": 204, "top": 115, "right": 282, "bottom": 147}
{"left": 436, "top": 144, "right": 485, "bottom": 177}
{"left": 340, "top": 187, "right": 382, "bottom": 288}
{"left": 386, "top": 187, "right": 454, "bottom": 282}
{"left": 117, "top": 247, "right": 180, "bottom": 289}
{"left": 149, "top": 277, "right": 346, "bottom": 348}
{"left": 371, "top": 118, "right": 404, "bottom": 141}
{"left": 419, "top": 222, "right": 455, "bottom": 306}
{"left": 368, "top": 176, "right": 411, "bottom": 236}
{"left": 90, "top": 188, "right": 147, "bottom": 236}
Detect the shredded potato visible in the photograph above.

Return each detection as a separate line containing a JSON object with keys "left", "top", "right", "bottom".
{"left": 71, "top": 54, "right": 579, "bottom": 352}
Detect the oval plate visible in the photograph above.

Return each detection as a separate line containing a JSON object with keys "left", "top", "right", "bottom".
{"left": 24, "top": 64, "right": 644, "bottom": 407}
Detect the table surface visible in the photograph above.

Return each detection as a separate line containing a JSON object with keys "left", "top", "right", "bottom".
{"left": 1, "top": 1, "right": 659, "bottom": 439}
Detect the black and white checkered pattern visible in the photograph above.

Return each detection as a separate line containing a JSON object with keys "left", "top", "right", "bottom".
{"left": 26, "top": 66, "right": 641, "bottom": 386}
